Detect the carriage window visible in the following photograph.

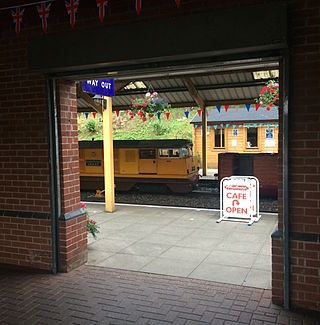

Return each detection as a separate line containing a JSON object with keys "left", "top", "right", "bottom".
{"left": 159, "top": 148, "right": 180, "bottom": 158}
{"left": 139, "top": 149, "right": 156, "bottom": 159}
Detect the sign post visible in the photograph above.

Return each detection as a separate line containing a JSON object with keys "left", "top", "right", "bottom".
{"left": 217, "top": 176, "right": 261, "bottom": 226}
{"left": 82, "top": 79, "right": 115, "bottom": 213}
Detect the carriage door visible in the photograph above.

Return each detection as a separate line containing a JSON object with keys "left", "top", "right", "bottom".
{"left": 139, "top": 149, "right": 157, "bottom": 174}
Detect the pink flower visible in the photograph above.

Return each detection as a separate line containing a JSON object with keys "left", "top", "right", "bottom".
{"left": 93, "top": 220, "right": 96, "bottom": 225}
{"left": 274, "top": 83, "right": 279, "bottom": 88}
{"left": 88, "top": 219, "right": 91, "bottom": 223}
{"left": 81, "top": 202, "right": 86, "bottom": 208}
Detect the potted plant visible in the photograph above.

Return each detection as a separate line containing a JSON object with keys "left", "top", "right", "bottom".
{"left": 256, "top": 79, "right": 279, "bottom": 110}
{"left": 81, "top": 202, "right": 99, "bottom": 239}
{"left": 131, "top": 91, "right": 171, "bottom": 121}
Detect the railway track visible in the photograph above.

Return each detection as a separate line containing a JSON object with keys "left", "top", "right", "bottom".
{"left": 81, "top": 179, "right": 278, "bottom": 213}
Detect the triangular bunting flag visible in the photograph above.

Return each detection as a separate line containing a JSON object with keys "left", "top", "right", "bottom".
{"left": 37, "top": 1, "right": 51, "bottom": 33}
{"left": 116, "top": 111, "right": 120, "bottom": 117}
{"left": 93, "top": 112, "right": 96, "bottom": 118}
{"left": 166, "top": 112, "right": 170, "bottom": 120}
{"left": 267, "top": 123, "right": 270, "bottom": 129}
{"left": 225, "top": 105, "right": 229, "bottom": 112}
{"left": 246, "top": 104, "right": 250, "bottom": 112}
{"left": 185, "top": 111, "right": 189, "bottom": 118}
{"left": 232, "top": 124, "right": 236, "bottom": 129}
{"left": 247, "top": 124, "right": 250, "bottom": 129}
{"left": 135, "top": 0, "right": 142, "bottom": 15}
{"left": 195, "top": 124, "right": 198, "bottom": 129}
{"left": 65, "top": 0, "right": 79, "bottom": 29}
{"left": 214, "top": 125, "right": 217, "bottom": 130}
{"left": 216, "top": 105, "right": 221, "bottom": 113}
{"left": 175, "top": 0, "right": 181, "bottom": 8}
{"left": 275, "top": 123, "right": 278, "bottom": 129}
{"left": 11, "top": 7, "right": 25, "bottom": 35}
{"left": 226, "top": 124, "right": 229, "bottom": 128}
{"left": 157, "top": 112, "right": 161, "bottom": 120}
{"left": 85, "top": 112, "right": 88, "bottom": 119}
{"left": 197, "top": 109, "right": 201, "bottom": 117}
{"left": 267, "top": 104, "right": 272, "bottom": 111}
{"left": 220, "top": 123, "right": 224, "bottom": 128}
{"left": 260, "top": 122, "right": 263, "bottom": 127}
{"left": 253, "top": 123, "right": 257, "bottom": 128}
{"left": 96, "top": 0, "right": 108, "bottom": 23}
{"left": 255, "top": 103, "right": 260, "bottom": 111}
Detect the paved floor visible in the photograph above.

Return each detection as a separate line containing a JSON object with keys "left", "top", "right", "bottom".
{"left": 86, "top": 203, "right": 277, "bottom": 289}
{"left": 0, "top": 266, "right": 318, "bottom": 324}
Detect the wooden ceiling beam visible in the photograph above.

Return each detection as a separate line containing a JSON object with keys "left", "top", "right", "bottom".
{"left": 183, "top": 77, "right": 205, "bottom": 108}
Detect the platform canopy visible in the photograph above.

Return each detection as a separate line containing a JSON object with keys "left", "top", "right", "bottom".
{"left": 77, "top": 58, "right": 279, "bottom": 113}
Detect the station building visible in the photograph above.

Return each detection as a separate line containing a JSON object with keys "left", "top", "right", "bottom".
{"left": 191, "top": 106, "right": 279, "bottom": 169}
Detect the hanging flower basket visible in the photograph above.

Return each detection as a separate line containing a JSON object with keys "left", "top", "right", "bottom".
{"left": 256, "top": 80, "right": 279, "bottom": 110}
{"left": 131, "top": 91, "right": 171, "bottom": 119}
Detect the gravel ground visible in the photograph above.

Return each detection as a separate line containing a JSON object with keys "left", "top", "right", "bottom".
{"left": 81, "top": 190, "right": 278, "bottom": 213}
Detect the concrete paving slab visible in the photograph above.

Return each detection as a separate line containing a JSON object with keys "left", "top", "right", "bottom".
{"left": 174, "top": 236, "right": 221, "bottom": 250}
{"left": 204, "top": 250, "right": 257, "bottom": 268}
{"left": 88, "top": 238, "right": 134, "bottom": 253}
{"left": 189, "top": 263, "right": 250, "bottom": 285}
{"left": 216, "top": 240, "right": 265, "bottom": 254}
{"left": 160, "top": 246, "right": 211, "bottom": 263}
{"left": 141, "top": 257, "right": 200, "bottom": 277}
{"left": 120, "top": 242, "right": 171, "bottom": 257}
{"left": 252, "top": 254, "right": 272, "bottom": 271}
{"left": 137, "top": 233, "right": 181, "bottom": 245}
{"left": 243, "top": 269, "right": 271, "bottom": 289}
{"left": 87, "top": 250, "right": 114, "bottom": 265}
{"left": 86, "top": 203, "right": 278, "bottom": 290}
{"left": 96, "top": 253, "right": 154, "bottom": 271}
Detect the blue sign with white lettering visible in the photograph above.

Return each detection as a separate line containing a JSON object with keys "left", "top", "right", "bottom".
{"left": 82, "top": 79, "right": 115, "bottom": 97}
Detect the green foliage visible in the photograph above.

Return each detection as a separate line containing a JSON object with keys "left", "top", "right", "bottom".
{"left": 87, "top": 217, "right": 99, "bottom": 239}
{"left": 86, "top": 119, "right": 96, "bottom": 132}
{"left": 78, "top": 108, "right": 195, "bottom": 141}
{"left": 256, "top": 80, "right": 279, "bottom": 109}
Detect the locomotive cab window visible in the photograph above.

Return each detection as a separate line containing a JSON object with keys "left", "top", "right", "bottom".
{"left": 139, "top": 149, "right": 156, "bottom": 159}
{"left": 159, "top": 148, "right": 180, "bottom": 158}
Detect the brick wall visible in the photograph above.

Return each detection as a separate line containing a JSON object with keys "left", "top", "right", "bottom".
{"left": 0, "top": 214, "right": 52, "bottom": 270}
{"left": 0, "top": 0, "right": 319, "bottom": 312}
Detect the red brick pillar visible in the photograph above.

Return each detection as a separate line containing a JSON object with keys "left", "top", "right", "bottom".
{"left": 57, "top": 81, "right": 87, "bottom": 272}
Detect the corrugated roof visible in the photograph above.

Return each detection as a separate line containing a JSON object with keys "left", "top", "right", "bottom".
{"left": 190, "top": 106, "right": 279, "bottom": 123}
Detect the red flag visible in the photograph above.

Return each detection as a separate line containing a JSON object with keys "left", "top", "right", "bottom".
{"left": 96, "top": 0, "right": 108, "bottom": 23}
{"left": 65, "top": 0, "right": 79, "bottom": 29}
{"left": 166, "top": 112, "right": 170, "bottom": 120}
{"left": 11, "top": 7, "right": 25, "bottom": 35}
{"left": 225, "top": 105, "right": 229, "bottom": 112}
{"left": 116, "top": 111, "right": 119, "bottom": 117}
{"left": 37, "top": 2, "right": 51, "bottom": 33}
{"left": 135, "top": 0, "right": 142, "bottom": 15}
{"left": 93, "top": 112, "right": 96, "bottom": 118}
{"left": 197, "top": 109, "right": 201, "bottom": 117}
{"left": 255, "top": 104, "right": 260, "bottom": 111}
{"left": 175, "top": 0, "right": 181, "bottom": 8}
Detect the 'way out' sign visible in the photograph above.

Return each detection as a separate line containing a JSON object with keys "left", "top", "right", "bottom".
{"left": 217, "top": 176, "right": 261, "bottom": 226}
{"left": 82, "top": 79, "right": 115, "bottom": 97}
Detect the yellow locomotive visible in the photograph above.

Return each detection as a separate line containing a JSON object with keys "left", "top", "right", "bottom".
{"left": 79, "top": 139, "right": 199, "bottom": 193}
